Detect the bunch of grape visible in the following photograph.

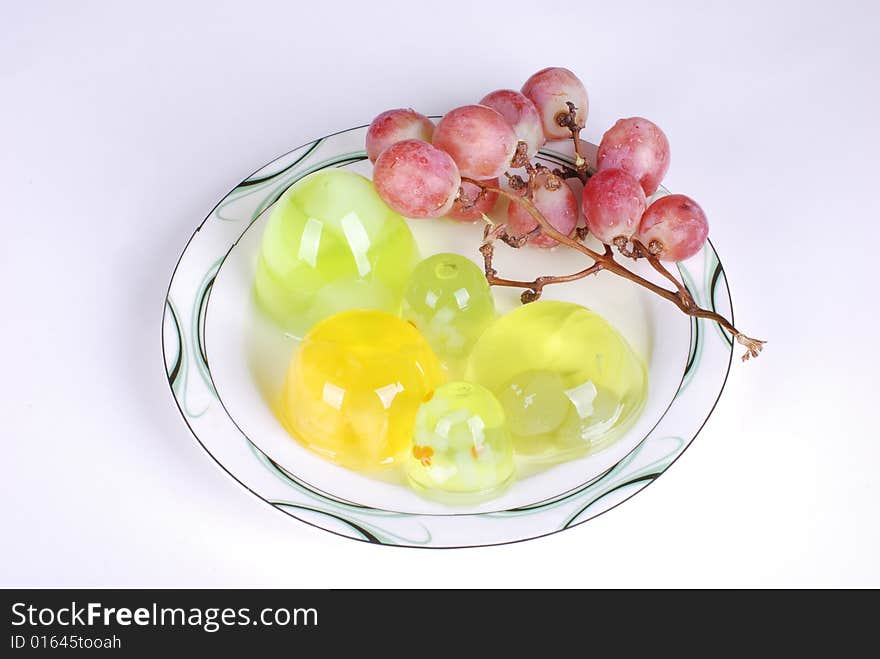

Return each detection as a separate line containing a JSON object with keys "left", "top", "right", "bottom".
{"left": 366, "top": 66, "right": 709, "bottom": 263}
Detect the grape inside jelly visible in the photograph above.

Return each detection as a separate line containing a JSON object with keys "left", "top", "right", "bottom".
{"left": 466, "top": 300, "right": 647, "bottom": 463}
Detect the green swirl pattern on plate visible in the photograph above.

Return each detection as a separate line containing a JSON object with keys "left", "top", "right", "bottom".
{"left": 161, "top": 125, "right": 734, "bottom": 548}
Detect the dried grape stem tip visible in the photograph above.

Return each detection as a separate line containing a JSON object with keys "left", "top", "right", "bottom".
{"left": 736, "top": 334, "right": 767, "bottom": 362}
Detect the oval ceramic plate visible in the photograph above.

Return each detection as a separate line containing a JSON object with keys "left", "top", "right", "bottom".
{"left": 162, "top": 123, "right": 734, "bottom": 548}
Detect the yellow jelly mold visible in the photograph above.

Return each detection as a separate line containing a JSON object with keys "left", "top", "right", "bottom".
{"left": 281, "top": 310, "right": 446, "bottom": 471}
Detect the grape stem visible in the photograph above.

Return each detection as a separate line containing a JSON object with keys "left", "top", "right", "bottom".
{"left": 510, "top": 141, "right": 534, "bottom": 173}
{"left": 479, "top": 236, "right": 607, "bottom": 304}
{"left": 552, "top": 165, "right": 586, "bottom": 181}
{"left": 632, "top": 238, "right": 694, "bottom": 305}
{"left": 556, "top": 101, "right": 588, "bottom": 173}
{"left": 464, "top": 177, "right": 766, "bottom": 361}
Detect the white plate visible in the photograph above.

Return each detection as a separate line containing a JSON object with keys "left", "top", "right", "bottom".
{"left": 163, "top": 124, "right": 734, "bottom": 547}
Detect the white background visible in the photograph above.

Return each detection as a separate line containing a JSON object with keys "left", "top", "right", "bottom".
{"left": 2, "top": 0, "right": 877, "bottom": 587}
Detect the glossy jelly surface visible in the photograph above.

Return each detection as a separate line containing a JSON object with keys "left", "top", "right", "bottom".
{"left": 466, "top": 300, "right": 647, "bottom": 462}
{"left": 282, "top": 310, "right": 445, "bottom": 471}
{"left": 255, "top": 170, "right": 419, "bottom": 336}
{"left": 401, "top": 253, "right": 496, "bottom": 371}
{"left": 407, "top": 381, "right": 514, "bottom": 501}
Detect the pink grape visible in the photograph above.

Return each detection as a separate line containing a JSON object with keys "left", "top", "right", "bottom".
{"left": 365, "top": 109, "right": 435, "bottom": 163}
{"left": 432, "top": 105, "right": 518, "bottom": 179}
{"left": 447, "top": 178, "right": 499, "bottom": 222}
{"left": 373, "top": 139, "right": 461, "bottom": 219}
{"left": 521, "top": 67, "right": 589, "bottom": 140}
{"left": 479, "top": 89, "right": 545, "bottom": 157}
{"left": 637, "top": 194, "right": 708, "bottom": 261}
{"left": 596, "top": 117, "right": 670, "bottom": 196}
{"left": 507, "top": 172, "right": 578, "bottom": 248}
{"left": 581, "top": 168, "right": 647, "bottom": 244}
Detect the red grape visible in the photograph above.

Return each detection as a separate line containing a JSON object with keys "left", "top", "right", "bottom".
{"left": 373, "top": 139, "right": 461, "bottom": 219}
{"left": 479, "top": 89, "right": 545, "bottom": 157}
{"left": 432, "top": 105, "right": 518, "bottom": 179}
{"left": 507, "top": 171, "right": 578, "bottom": 248}
{"left": 365, "top": 109, "right": 435, "bottom": 163}
{"left": 581, "top": 168, "right": 647, "bottom": 245}
{"left": 596, "top": 117, "right": 670, "bottom": 196}
{"left": 447, "top": 178, "right": 499, "bottom": 222}
{"left": 521, "top": 67, "right": 589, "bottom": 140}
{"left": 637, "top": 194, "right": 708, "bottom": 261}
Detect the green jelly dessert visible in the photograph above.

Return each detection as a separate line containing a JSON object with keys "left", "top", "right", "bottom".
{"left": 465, "top": 300, "right": 647, "bottom": 462}
{"left": 254, "top": 169, "right": 419, "bottom": 336}
{"left": 407, "top": 381, "right": 514, "bottom": 502}
{"left": 401, "top": 253, "right": 496, "bottom": 372}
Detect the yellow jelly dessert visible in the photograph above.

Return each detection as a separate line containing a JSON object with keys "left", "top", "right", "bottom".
{"left": 465, "top": 300, "right": 647, "bottom": 463}
{"left": 281, "top": 310, "right": 445, "bottom": 471}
